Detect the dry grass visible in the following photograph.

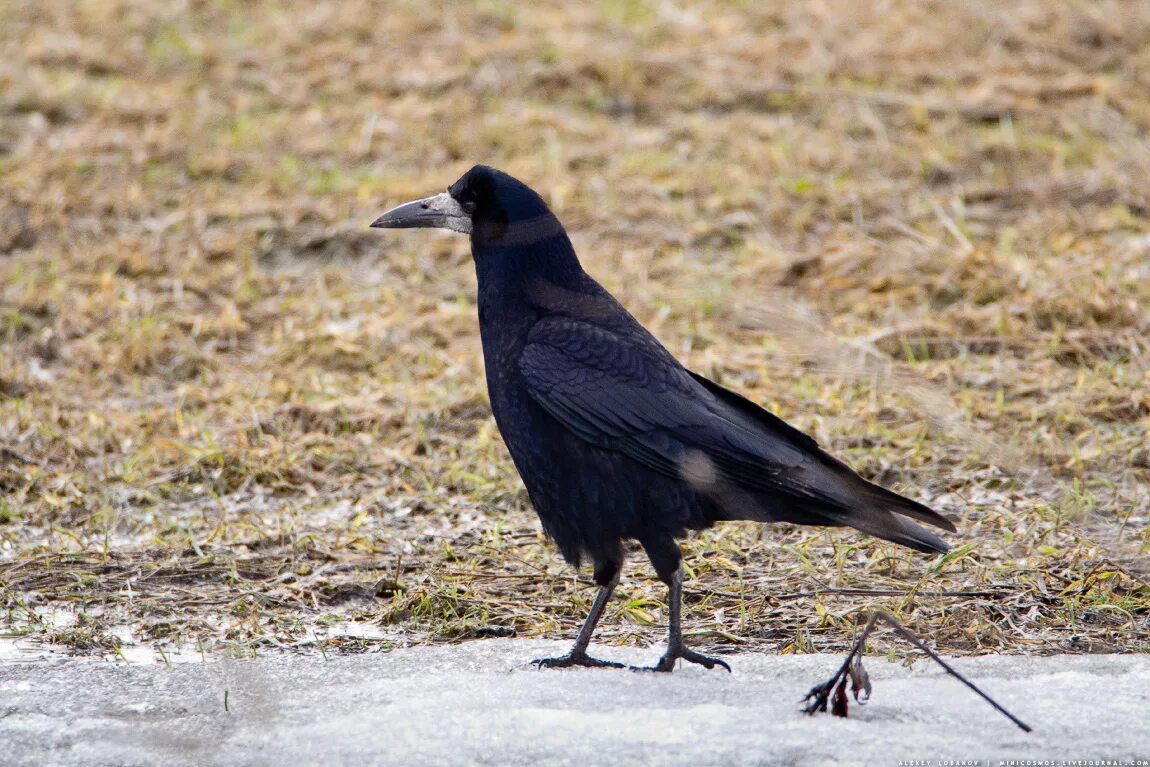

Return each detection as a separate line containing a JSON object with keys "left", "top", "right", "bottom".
{"left": 1, "top": 0, "right": 1147, "bottom": 662}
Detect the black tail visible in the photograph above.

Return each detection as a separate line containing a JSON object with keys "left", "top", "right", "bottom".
{"left": 794, "top": 456, "right": 955, "bottom": 554}
{"left": 686, "top": 370, "right": 957, "bottom": 554}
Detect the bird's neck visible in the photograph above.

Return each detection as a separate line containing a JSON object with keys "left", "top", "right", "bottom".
{"left": 472, "top": 229, "right": 586, "bottom": 299}
{"left": 472, "top": 233, "right": 593, "bottom": 386}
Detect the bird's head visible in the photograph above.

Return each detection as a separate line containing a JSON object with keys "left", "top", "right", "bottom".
{"left": 370, "top": 165, "right": 567, "bottom": 250}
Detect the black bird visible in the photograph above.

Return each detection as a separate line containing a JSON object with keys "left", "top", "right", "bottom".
{"left": 370, "top": 166, "right": 956, "bottom": 672}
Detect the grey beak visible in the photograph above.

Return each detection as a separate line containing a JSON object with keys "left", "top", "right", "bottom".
{"left": 369, "top": 192, "right": 472, "bottom": 234}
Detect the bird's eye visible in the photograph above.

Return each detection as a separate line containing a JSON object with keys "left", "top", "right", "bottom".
{"left": 449, "top": 185, "right": 478, "bottom": 214}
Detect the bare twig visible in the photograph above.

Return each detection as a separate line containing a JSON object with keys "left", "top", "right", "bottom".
{"left": 802, "top": 610, "right": 1033, "bottom": 733}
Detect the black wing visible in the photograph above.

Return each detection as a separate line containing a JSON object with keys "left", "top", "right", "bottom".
{"left": 519, "top": 316, "right": 954, "bottom": 550}
{"left": 522, "top": 318, "right": 840, "bottom": 501}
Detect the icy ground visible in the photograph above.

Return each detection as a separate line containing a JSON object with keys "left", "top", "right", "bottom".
{"left": 1, "top": 640, "right": 1146, "bottom": 766}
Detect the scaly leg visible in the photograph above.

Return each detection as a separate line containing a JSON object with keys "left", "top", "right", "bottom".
{"left": 534, "top": 573, "right": 624, "bottom": 669}
{"left": 641, "top": 568, "right": 731, "bottom": 673}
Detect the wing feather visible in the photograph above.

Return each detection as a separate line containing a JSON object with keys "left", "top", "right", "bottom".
{"left": 520, "top": 319, "right": 818, "bottom": 496}
{"left": 519, "top": 316, "right": 955, "bottom": 544}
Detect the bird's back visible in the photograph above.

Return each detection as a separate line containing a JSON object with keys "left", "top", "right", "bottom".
{"left": 496, "top": 271, "right": 954, "bottom": 555}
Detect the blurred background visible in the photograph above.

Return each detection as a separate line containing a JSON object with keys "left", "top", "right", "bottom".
{"left": 1, "top": 0, "right": 1147, "bottom": 660}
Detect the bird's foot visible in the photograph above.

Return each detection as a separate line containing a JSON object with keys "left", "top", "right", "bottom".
{"left": 801, "top": 652, "right": 867, "bottom": 717}
{"left": 533, "top": 651, "right": 625, "bottom": 670}
{"left": 801, "top": 677, "right": 839, "bottom": 716}
{"left": 639, "top": 645, "right": 732, "bottom": 673}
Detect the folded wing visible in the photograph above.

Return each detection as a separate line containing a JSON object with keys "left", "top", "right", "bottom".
{"left": 520, "top": 317, "right": 955, "bottom": 553}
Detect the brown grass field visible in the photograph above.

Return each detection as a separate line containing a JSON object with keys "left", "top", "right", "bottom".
{"left": 1, "top": 0, "right": 1147, "bottom": 662}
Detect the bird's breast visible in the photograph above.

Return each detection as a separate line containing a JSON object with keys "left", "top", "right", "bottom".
{"left": 475, "top": 301, "right": 536, "bottom": 432}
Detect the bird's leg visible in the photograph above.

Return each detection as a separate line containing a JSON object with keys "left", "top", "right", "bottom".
{"left": 534, "top": 573, "right": 624, "bottom": 669}
{"left": 639, "top": 568, "right": 731, "bottom": 673}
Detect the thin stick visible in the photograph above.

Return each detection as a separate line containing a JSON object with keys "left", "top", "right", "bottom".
{"left": 802, "top": 610, "right": 1032, "bottom": 733}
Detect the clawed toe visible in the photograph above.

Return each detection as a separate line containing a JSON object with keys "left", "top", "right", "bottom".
{"left": 801, "top": 679, "right": 836, "bottom": 715}
{"left": 639, "top": 646, "right": 732, "bottom": 673}
{"left": 533, "top": 652, "right": 625, "bottom": 670}
{"left": 682, "top": 648, "right": 732, "bottom": 672}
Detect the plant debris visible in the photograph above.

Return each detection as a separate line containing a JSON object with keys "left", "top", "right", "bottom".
{"left": 1, "top": 0, "right": 1147, "bottom": 662}
{"left": 803, "top": 610, "right": 1032, "bottom": 732}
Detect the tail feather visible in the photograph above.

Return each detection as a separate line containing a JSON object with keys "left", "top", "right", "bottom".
{"left": 684, "top": 368, "right": 956, "bottom": 553}
{"left": 826, "top": 504, "right": 951, "bottom": 554}
{"left": 815, "top": 461, "right": 955, "bottom": 553}
{"left": 697, "top": 465, "right": 954, "bottom": 554}
{"left": 853, "top": 472, "right": 957, "bottom": 532}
